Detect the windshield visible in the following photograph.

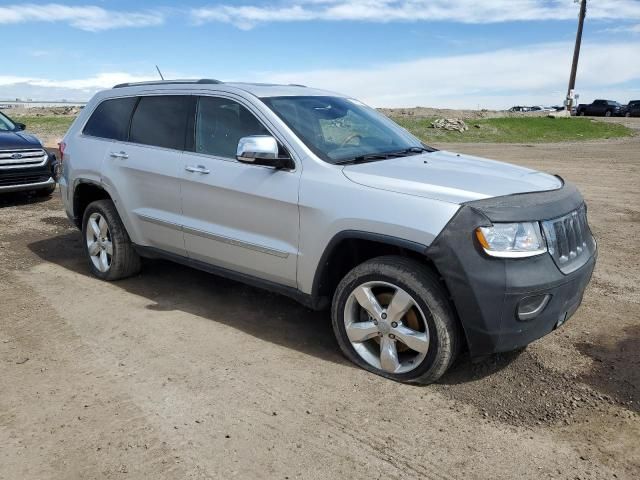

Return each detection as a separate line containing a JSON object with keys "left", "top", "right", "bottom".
{"left": 0, "top": 112, "right": 16, "bottom": 132}
{"left": 261, "top": 96, "right": 425, "bottom": 164}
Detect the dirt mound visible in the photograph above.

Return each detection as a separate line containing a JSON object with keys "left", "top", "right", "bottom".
{"left": 2, "top": 106, "right": 82, "bottom": 117}
{"left": 379, "top": 106, "right": 549, "bottom": 119}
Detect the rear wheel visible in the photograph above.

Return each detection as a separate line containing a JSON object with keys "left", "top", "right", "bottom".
{"left": 605, "top": 110, "right": 612, "bottom": 117}
{"left": 331, "top": 256, "right": 460, "bottom": 384}
{"left": 82, "top": 200, "right": 141, "bottom": 281}
{"left": 579, "top": 111, "right": 585, "bottom": 116}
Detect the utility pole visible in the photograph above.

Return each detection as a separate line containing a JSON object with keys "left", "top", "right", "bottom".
{"left": 566, "top": 0, "right": 587, "bottom": 111}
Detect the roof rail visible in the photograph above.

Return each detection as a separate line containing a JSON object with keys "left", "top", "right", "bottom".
{"left": 113, "top": 79, "right": 223, "bottom": 89}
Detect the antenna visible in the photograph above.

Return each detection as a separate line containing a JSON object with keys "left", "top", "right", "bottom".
{"left": 155, "top": 65, "right": 165, "bottom": 81}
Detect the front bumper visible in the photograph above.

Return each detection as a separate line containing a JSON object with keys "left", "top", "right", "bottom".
{"left": 427, "top": 180, "right": 597, "bottom": 357}
{"left": 0, "top": 152, "right": 58, "bottom": 193}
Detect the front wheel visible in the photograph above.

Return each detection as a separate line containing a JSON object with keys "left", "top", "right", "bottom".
{"left": 82, "top": 199, "right": 141, "bottom": 281}
{"left": 605, "top": 110, "right": 612, "bottom": 117}
{"left": 331, "top": 256, "right": 460, "bottom": 384}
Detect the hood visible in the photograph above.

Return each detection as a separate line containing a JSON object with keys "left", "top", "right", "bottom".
{"left": 342, "top": 150, "right": 563, "bottom": 204}
{"left": 0, "top": 130, "right": 43, "bottom": 150}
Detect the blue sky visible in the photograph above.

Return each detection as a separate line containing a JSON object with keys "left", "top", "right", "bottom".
{"left": 2, "top": 0, "right": 640, "bottom": 108}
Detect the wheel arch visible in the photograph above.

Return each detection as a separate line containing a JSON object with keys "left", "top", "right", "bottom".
{"left": 72, "top": 179, "right": 113, "bottom": 229}
{"left": 311, "top": 230, "right": 434, "bottom": 303}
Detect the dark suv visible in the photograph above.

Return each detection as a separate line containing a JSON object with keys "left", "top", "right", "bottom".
{"left": 0, "top": 111, "right": 57, "bottom": 196}
{"left": 622, "top": 100, "right": 640, "bottom": 117}
{"left": 575, "top": 99, "right": 622, "bottom": 117}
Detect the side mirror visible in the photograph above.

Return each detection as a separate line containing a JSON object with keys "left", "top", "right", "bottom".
{"left": 15, "top": 123, "right": 26, "bottom": 131}
{"left": 236, "top": 135, "right": 294, "bottom": 170}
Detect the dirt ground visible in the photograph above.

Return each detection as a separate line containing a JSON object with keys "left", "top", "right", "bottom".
{"left": 1, "top": 126, "right": 639, "bottom": 479}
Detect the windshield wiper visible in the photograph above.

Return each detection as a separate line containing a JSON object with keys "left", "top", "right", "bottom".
{"left": 334, "top": 153, "right": 395, "bottom": 165}
{"left": 334, "top": 146, "right": 431, "bottom": 165}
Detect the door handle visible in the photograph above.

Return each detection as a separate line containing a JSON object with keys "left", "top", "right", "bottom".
{"left": 109, "top": 151, "right": 128, "bottom": 159}
{"left": 185, "top": 165, "right": 211, "bottom": 174}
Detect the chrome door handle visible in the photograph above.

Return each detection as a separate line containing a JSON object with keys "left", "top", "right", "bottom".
{"left": 185, "top": 165, "right": 210, "bottom": 174}
{"left": 109, "top": 151, "right": 128, "bottom": 159}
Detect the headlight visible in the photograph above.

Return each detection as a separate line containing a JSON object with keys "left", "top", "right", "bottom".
{"left": 475, "top": 222, "right": 547, "bottom": 258}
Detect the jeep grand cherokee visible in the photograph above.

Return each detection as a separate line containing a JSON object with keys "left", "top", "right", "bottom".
{"left": 59, "top": 80, "right": 596, "bottom": 384}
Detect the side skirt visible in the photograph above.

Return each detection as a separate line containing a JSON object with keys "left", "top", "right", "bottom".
{"left": 133, "top": 244, "right": 329, "bottom": 311}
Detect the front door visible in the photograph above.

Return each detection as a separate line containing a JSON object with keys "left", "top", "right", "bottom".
{"left": 180, "top": 95, "right": 301, "bottom": 287}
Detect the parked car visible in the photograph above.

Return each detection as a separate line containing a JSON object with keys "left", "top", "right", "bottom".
{"left": 59, "top": 80, "right": 597, "bottom": 384}
{"left": 508, "top": 105, "right": 554, "bottom": 113}
{"left": 575, "top": 99, "right": 622, "bottom": 117}
{"left": 0, "top": 111, "right": 57, "bottom": 196}
{"left": 621, "top": 100, "right": 640, "bottom": 117}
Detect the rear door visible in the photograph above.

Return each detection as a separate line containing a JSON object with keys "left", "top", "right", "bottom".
{"left": 180, "top": 95, "right": 301, "bottom": 287}
{"left": 69, "top": 96, "right": 138, "bottom": 205}
{"left": 100, "top": 94, "right": 194, "bottom": 256}
{"left": 592, "top": 100, "right": 606, "bottom": 115}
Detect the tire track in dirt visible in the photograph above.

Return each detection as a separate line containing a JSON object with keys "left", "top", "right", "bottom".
{"left": 0, "top": 269, "right": 195, "bottom": 480}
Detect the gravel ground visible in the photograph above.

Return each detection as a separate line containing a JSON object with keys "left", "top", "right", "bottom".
{"left": 1, "top": 128, "right": 638, "bottom": 479}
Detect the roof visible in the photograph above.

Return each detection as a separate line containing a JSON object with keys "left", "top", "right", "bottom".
{"left": 109, "top": 79, "right": 340, "bottom": 99}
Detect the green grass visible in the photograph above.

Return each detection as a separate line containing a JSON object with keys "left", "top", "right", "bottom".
{"left": 11, "top": 114, "right": 636, "bottom": 145}
{"left": 391, "top": 116, "right": 634, "bottom": 143}
{"left": 16, "top": 115, "right": 76, "bottom": 139}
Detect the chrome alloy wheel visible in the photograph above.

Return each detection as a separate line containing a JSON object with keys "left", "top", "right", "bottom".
{"left": 85, "top": 212, "right": 112, "bottom": 273}
{"left": 343, "top": 281, "right": 430, "bottom": 374}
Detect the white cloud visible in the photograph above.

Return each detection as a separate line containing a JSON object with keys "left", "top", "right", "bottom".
{"left": 0, "top": 3, "right": 164, "bottom": 31}
{"left": 259, "top": 41, "right": 640, "bottom": 108}
{"left": 192, "top": 0, "right": 640, "bottom": 29}
{"left": 1, "top": 41, "right": 639, "bottom": 108}
{"left": 0, "top": 73, "right": 157, "bottom": 101}
{"left": 602, "top": 23, "right": 640, "bottom": 34}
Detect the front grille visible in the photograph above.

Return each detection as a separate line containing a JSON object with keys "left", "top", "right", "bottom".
{"left": 542, "top": 205, "right": 596, "bottom": 274}
{"left": 0, "top": 173, "right": 51, "bottom": 187}
{"left": 0, "top": 148, "right": 48, "bottom": 169}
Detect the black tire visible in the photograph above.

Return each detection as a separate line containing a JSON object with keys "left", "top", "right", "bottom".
{"left": 605, "top": 110, "right": 612, "bottom": 117}
{"left": 578, "top": 111, "right": 585, "bottom": 116}
{"left": 82, "top": 199, "right": 141, "bottom": 281}
{"left": 331, "top": 256, "right": 460, "bottom": 384}
{"left": 35, "top": 184, "right": 56, "bottom": 197}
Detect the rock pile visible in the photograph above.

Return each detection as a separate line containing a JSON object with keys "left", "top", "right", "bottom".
{"left": 431, "top": 118, "right": 468, "bottom": 132}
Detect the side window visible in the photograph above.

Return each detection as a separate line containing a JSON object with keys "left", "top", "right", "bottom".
{"left": 129, "top": 95, "right": 192, "bottom": 150}
{"left": 83, "top": 97, "right": 137, "bottom": 141}
{"left": 195, "top": 96, "right": 269, "bottom": 158}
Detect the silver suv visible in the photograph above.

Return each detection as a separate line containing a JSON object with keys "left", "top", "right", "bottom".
{"left": 60, "top": 80, "right": 597, "bottom": 384}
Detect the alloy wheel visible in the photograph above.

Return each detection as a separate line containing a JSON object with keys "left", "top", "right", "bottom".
{"left": 343, "top": 281, "right": 429, "bottom": 374}
{"left": 86, "top": 212, "right": 112, "bottom": 273}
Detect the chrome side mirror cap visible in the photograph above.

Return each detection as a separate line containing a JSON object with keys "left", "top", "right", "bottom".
{"left": 236, "top": 135, "right": 294, "bottom": 169}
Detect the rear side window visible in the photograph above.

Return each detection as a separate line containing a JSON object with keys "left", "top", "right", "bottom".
{"left": 83, "top": 97, "right": 137, "bottom": 140}
{"left": 129, "top": 96, "right": 192, "bottom": 150}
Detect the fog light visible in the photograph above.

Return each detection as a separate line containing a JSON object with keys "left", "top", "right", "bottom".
{"left": 517, "top": 294, "right": 551, "bottom": 321}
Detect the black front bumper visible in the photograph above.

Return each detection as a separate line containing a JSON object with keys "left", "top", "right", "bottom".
{"left": 427, "top": 180, "right": 597, "bottom": 357}
{"left": 0, "top": 152, "right": 58, "bottom": 193}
